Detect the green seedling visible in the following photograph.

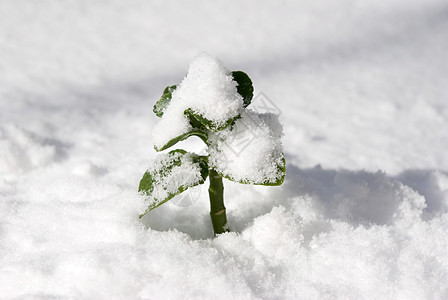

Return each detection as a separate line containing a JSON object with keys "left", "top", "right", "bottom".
{"left": 139, "top": 61, "right": 285, "bottom": 235}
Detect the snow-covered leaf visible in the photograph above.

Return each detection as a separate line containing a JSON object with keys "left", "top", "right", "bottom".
{"left": 184, "top": 108, "right": 239, "bottom": 132}
{"left": 208, "top": 110, "right": 285, "bottom": 185}
{"left": 139, "top": 150, "right": 208, "bottom": 217}
{"left": 154, "top": 109, "right": 209, "bottom": 151}
{"left": 218, "top": 154, "right": 285, "bottom": 186}
{"left": 152, "top": 54, "right": 244, "bottom": 148}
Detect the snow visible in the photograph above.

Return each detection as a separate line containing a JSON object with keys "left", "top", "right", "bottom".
{"left": 209, "top": 110, "right": 285, "bottom": 184}
{"left": 1, "top": 0, "right": 448, "bottom": 299}
{"left": 153, "top": 54, "right": 284, "bottom": 185}
{"left": 153, "top": 53, "right": 243, "bottom": 149}
{"left": 140, "top": 151, "right": 205, "bottom": 214}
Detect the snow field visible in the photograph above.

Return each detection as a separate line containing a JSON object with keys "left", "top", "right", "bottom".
{"left": 1, "top": 0, "right": 448, "bottom": 299}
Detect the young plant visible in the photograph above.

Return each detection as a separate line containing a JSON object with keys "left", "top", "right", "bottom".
{"left": 139, "top": 54, "right": 285, "bottom": 235}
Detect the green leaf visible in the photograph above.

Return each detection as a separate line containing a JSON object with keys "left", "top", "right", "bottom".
{"left": 186, "top": 109, "right": 208, "bottom": 131}
{"left": 184, "top": 108, "right": 240, "bottom": 132}
{"left": 139, "top": 150, "right": 209, "bottom": 218}
{"left": 231, "top": 71, "right": 253, "bottom": 108}
{"left": 153, "top": 85, "right": 177, "bottom": 117}
{"left": 154, "top": 108, "right": 211, "bottom": 151}
{"left": 154, "top": 129, "right": 208, "bottom": 151}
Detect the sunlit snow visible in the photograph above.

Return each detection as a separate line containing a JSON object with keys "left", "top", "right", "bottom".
{"left": 1, "top": 0, "right": 447, "bottom": 299}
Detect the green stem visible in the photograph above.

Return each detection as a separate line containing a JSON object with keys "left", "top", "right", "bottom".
{"left": 208, "top": 169, "right": 228, "bottom": 235}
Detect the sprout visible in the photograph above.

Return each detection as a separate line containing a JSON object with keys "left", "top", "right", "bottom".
{"left": 139, "top": 54, "right": 285, "bottom": 235}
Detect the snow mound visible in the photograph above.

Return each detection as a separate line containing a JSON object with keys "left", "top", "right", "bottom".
{"left": 212, "top": 180, "right": 448, "bottom": 300}
{"left": 0, "top": 124, "right": 64, "bottom": 182}
{"left": 153, "top": 53, "right": 243, "bottom": 149}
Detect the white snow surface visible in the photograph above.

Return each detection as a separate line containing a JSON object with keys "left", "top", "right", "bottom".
{"left": 153, "top": 53, "right": 243, "bottom": 149}
{"left": 1, "top": 0, "right": 448, "bottom": 299}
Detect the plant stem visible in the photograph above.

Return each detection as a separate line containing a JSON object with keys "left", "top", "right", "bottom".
{"left": 208, "top": 169, "right": 228, "bottom": 235}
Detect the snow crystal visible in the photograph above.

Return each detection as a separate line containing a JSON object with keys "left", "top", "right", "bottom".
{"left": 208, "top": 110, "right": 285, "bottom": 184}
{"left": 152, "top": 53, "right": 243, "bottom": 149}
